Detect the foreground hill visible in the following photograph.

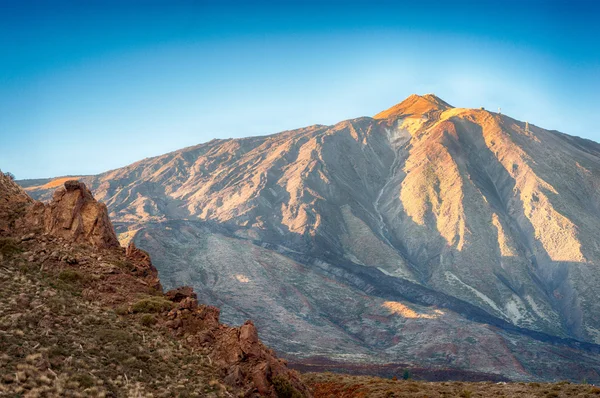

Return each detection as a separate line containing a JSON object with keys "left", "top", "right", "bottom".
{"left": 21, "top": 94, "right": 600, "bottom": 381}
{"left": 0, "top": 173, "right": 309, "bottom": 397}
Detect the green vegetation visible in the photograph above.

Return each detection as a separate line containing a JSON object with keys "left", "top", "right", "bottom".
{"left": 402, "top": 369, "right": 411, "bottom": 380}
{"left": 0, "top": 251, "right": 232, "bottom": 397}
{"left": 139, "top": 314, "right": 157, "bottom": 326}
{"left": 58, "top": 269, "right": 83, "bottom": 283}
{"left": 131, "top": 296, "right": 173, "bottom": 313}
{"left": 272, "top": 375, "right": 304, "bottom": 398}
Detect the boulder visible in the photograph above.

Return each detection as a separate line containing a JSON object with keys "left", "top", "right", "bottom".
{"left": 165, "top": 286, "right": 197, "bottom": 302}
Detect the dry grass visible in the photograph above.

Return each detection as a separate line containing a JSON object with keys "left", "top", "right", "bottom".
{"left": 302, "top": 373, "right": 600, "bottom": 398}
{"left": 0, "top": 238, "right": 236, "bottom": 397}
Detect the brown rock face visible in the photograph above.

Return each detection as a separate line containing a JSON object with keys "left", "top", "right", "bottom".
{"left": 25, "top": 180, "right": 119, "bottom": 249}
{"left": 0, "top": 172, "right": 33, "bottom": 235}
{"left": 165, "top": 286, "right": 197, "bottom": 302}
{"left": 125, "top": 241, "right": 163, "bottom": 291}
{"left": 164, "top": 289, "right": 310, "bottom": 397}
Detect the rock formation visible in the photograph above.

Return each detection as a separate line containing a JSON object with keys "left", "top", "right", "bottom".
{"left": 24, "top": 180, "right": 119, "bottom": 249}
{"left": 0, "top": 171, "right": 32, "bottom": 235}
{"left": 164, "top": 286, "right": 310, "bottom": 397}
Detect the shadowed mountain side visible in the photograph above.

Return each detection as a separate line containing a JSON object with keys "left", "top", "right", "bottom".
{"left": 133, "top": 219, "right": 600, "bottom": 382}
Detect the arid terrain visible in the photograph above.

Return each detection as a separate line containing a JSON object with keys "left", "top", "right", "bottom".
{"left": 0, "top": 173, "right": 308, "bottom": 397}
{"left": 4, "top": 169, "right": 600, "bottom": 396}
{"left": 20, "top": 94, "right": 600, "bottom": 382}
{"left": 302, "top": 373, "right": 600, "bottom": 398}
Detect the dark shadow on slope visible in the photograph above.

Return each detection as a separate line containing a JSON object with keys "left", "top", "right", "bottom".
{"left": 451, "top": 116, "right": 584, "bottom": 339}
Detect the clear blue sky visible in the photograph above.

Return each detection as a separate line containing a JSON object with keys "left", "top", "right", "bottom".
{"left": 1, "top": 0, "right": 599, "bottom": 179}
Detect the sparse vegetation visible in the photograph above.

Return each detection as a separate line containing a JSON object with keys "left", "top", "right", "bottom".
{"left": 58, "top": 268, "right": 83, "bottom": 283}
{"left": 303, "top": 372, "right": 598, "bottom": 398}
{"left": 272, "top": 375, "right": 304, "bottom": 398}
{"left": 2, "top": 170, "right": 15, "bottom": 180}
{"left": 140, "top": 313, "right": 157, "bottom": 326}
{"left": 460, "top": 389, "right": 472, "bottom": 398}
{"left": 0, "top": 237, "right": 21, "bottom": 256}
{"left": 131, "top": 296, "right": 173, "bottom": 313}
{"left": 0, "top": 244, "right": 234, "bottom": 397}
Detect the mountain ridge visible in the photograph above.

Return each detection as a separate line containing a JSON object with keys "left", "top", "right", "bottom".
{"left": 19, "top": 95, "right": 600, "bottom": 381}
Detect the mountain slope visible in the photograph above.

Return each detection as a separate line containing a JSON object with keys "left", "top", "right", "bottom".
{"left": 22, "top": 95, "right": 600, "bottom": 381}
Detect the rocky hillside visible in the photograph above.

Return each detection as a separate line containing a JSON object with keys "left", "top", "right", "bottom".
{"left": 21, "top": 94, "right": 600, "bottom": 381}
{"left": 0, "top": 173, "right": 309, "bottom": 397}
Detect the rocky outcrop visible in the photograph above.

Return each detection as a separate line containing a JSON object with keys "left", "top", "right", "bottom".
{"left": 0, "top": 171, "right": 33, "bottom": 235}
{"left": 24, "top": 180, "right": 119, "bottom": 249}
{"left": 125, "top": 241, "right": 163, "bottom": 291}
{"left": 1, "top": 177, "right": 311, "bottom": 396}
{"left": 164, "top": 286, "right": 310, "bottom": 397}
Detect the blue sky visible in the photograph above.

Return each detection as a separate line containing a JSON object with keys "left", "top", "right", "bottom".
{"left": 1, "top": 0, "right": 599, "bottom": 179}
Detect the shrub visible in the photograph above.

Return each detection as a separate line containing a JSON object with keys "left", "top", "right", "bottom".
{"left": 272, "top": 375, "right": 304, "bottom": 398}
{"left": 529, "top": 382, "right": 541, "bottom": 388}
{"left": 0, "top": 238, "right": 21, "bottom": 256}
{"left": 402, "top": 369, "right": 411, "bottom": 380}
{"left": 115, "top": 305, "right": 129, "bottom": 315}
{"left": 71, "top": 373, "right": 95, "bottom": 389}
{"left": 131, "top": 296, "right": 173, "bottom": 313}
{"left": 140, "top": 314, "right": 157, "bottom": 326}
{"left": 58, "top": 269, "right": 82, "bottom": 283}
{"left": 460, "top": 390, "right": 472, "bottom": 398}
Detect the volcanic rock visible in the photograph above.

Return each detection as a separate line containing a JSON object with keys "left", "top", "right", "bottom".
{"left": 24, "top": 180, "right": 119, "bottom": 249}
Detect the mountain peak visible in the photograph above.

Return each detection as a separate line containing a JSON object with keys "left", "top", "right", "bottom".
{"left": 374, "top": 93, "right": 453, "bottom": 119}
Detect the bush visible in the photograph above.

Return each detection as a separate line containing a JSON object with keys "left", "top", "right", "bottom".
{"left": 115, "top": 305, "right": 129, "bottom": 315}
{"left": 131, "top": 296, "right": 173, "bottom": 313}
{"left": 58, "top": 269, "right": 82, "bottom": 283}
{"left": 402, "top": 369, "right": 411, "bottom": 380}
{"left": 140, "top": 314, "right": 157, "bottom": 326}
{"left": 272, "top": 375, "right": 304, "bottom": 398}
{"left": 0, "top": 238, "right": 21, "bottom": 256}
